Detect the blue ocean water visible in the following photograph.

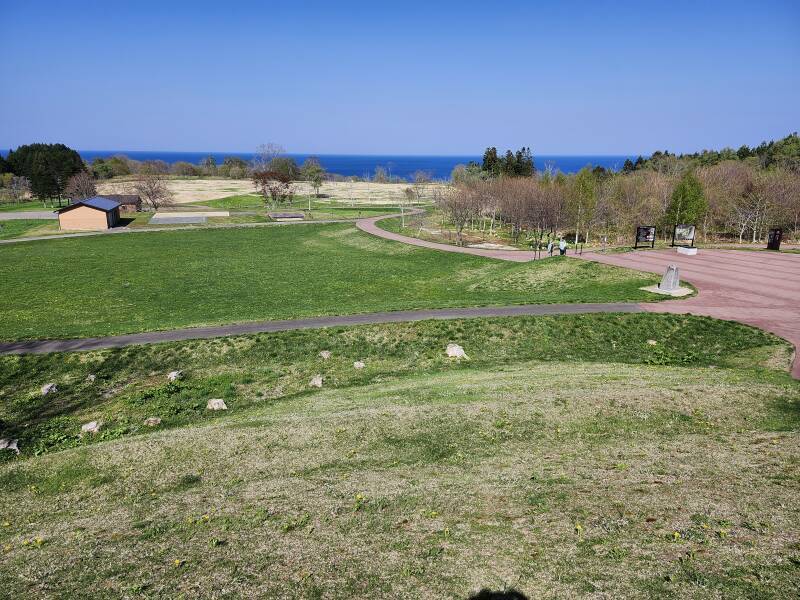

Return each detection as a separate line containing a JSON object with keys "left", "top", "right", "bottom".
{"left": 3, "top": 148, "right": 639, "bottom": 179}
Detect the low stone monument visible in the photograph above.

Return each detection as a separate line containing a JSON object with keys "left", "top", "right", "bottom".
{"left": 446, "top": 343, "right": 469, "bottom": 359}
{"left": 41, "top": 383, "right": 57, "bottom": 396}
{"left": 310, "top": 374, "right": 324, "bottom": 388}
{"left": 167, "top": 370, "right": 183, "bottom": 382}
{"left": 81, "top": 421, "right": 101, "bottom": 435}
{"left": 659, "top": 264, "right": 680, "bottom": 291}
{"left": 640, "top": 265, "right": 692, "bottom": 297}
{"left": 206, "top": 399, "right": 227, "bottom": 411}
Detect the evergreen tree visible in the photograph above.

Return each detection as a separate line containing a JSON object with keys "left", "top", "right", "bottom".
{"left": 6, "top": 143, "right": 84, "bottom": 199}
{"left": 481, "top": 147, "right": 499, "bottom": 176}
{"left": 622, "top": 158, "right": 635, "bottom": 174}
{"left": 665, "top": 172, "right": 707, "bottom": 226}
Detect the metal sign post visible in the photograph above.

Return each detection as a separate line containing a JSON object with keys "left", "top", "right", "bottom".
{"left": 635, "top": 226, "right": 656, "bottom": 249}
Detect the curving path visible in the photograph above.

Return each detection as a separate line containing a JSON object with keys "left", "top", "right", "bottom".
{"left": 0, "top": 303, "right": 639, "bottom": 354}
{"left": 359, "top": 215, "right": 800, "bottom": 378}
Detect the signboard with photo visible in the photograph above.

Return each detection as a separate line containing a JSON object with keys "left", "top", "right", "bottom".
{"left": 634, "top": 225, "right": 656, "bottom": 249}
{"left": 671, "top": 224, "right": 696, "bottom": 247}
{"left": 767, "top": 228, "right": 782, "bottom": 251}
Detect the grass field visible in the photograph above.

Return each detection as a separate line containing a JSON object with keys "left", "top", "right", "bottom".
{"left": 0, "top": 201, "right": 53, "bottom": 212}
{"left": 0, "top": 314, "right": 797, "bottom": 597}
{"left": 0, "top": 224, "right": 661, "bottom": 340}
{"left": 0, "top": 219, "right": 59, "bottom": 239}
{"left": 197, "top": 194, "right": 405, "bottom": 219}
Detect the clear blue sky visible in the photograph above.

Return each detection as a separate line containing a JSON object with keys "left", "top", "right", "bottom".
{"left": 1, "top": 0, "right": 797, "bottom": 155}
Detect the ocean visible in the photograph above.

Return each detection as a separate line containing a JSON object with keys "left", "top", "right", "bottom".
{"left": 4, "top": 149, "right": 639, "bottom": 179}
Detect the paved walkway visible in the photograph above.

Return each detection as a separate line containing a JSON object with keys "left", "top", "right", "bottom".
{"left": 356, "top": 213, "right": 539, "bottom": 262}
{"left": 0, "top": 303, "right": 640, "bottom": 354}
{"left": 0, "top": 211, "right": 57, "bottom": 220}
{"left": 582, "top": 249, "right": 800, "bottom": 378}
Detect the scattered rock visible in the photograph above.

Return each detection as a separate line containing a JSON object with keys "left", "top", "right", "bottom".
{"left": 646, "top": 339, "right": 658, "bottom": 346}
{"left": 353, "top": 361, "right": 365, "bottom": 370}
{"left": 319, "top": 350, "right": 332, "bottom": 360}
{"left": 309, "top": 374, "right": 324, "bottom": 388}
{"left": 446, "top": 343, "right": 469, "bottom": 359}
{"left": 167, "top": 370, "right": 183, "bottom": 382}
{"left": 144, "top": 417, "right": 162, "bottom": 426}
{"left": 206, "top": 399, "right": 227, "bottom": 411}
{"left": 81, "top": 421, "right": 101, "bottom": 435}
{"left": 41, "top": 383, "right": 57, "bottom": 396}
{"left": 86, "top": 374, "right": 96, "bottom": 383}
{"left": 0, "top": 438, "right": 20, "bottom": 455}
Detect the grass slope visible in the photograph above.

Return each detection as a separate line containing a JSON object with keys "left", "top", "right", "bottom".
{"left": 0, "top": 315, "right": 797, "bottom": 597}
{"left": 0, "top": 224, "right": 660, "bottom": 340}
{"left": 0, "top": 219, "right": 58, "bottom": 240}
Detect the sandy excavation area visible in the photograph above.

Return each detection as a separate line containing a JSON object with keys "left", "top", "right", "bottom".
{"left": 98, "top": 178, "right": 443, "bottom": 205}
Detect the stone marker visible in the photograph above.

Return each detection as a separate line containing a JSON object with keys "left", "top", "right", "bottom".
{"left": 319, "top": 350, "right": 332, "bottom": 360}
{"left": 86, "top": 374, "right": 96, "bottom": 383}
{"left": 206, "top": 399, "right": 227, "bottom": 411}
{"left": 446, "top": 343, "right": 469, "bottom": 359}
{"left": 310, "top": 374, "right": 324, "bottom": 388}
{"left": 658, "top": 265, "right": 680, "bottom": 292}
{"left": 41, "top": 383, "right": 57, "bottom": 396}
{"left": 81, "top": 421, "right": 101, "bottom": 435}
{"left": 0, "top": 438, "right": 20, "bottom": 454}
{"left": 354, "top": 361, "right": 365, "bottom": 369}
{"left": 144, "top": 417, "right": 162, "bottom": 426}
{"left": 167, "top": 370, "right": 183, "bottom": 382}
{"left": 676, "top": 247, "right": 697, "bottom": 256}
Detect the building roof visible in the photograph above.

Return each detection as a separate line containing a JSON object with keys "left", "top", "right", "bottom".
{"left": 57, "top": 196, "right": 120, "bottom": 213}
{"left": 98, "top": 194, "right": 141, "bottom": 205}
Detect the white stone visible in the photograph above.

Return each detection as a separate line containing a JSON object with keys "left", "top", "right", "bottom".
{"left": 658, "top": 264, "right": 680, "bottom": 292}
{"left": 319, "top": 350, "right": 332, "bottom": 360}
{"left": 310, "top": 374, "right": 324, "bottom": 388}
{"left": 647, "top": 339, "right": 658, "bottom": 346}
{"left": 144, "top": 417, "right": 162, "bottom": 426}
{"left": 206, "top": 398, "right": 227, "bottom": 411}
{"left": 446, "top": 343, "right": 469, "bottom": 359}
{"left": 167, "top": 370, "right": 183, "bottom": 382}
{"left": 81, "top": 421, "right": 101, "bottom": 435}
{"left": 0, "top": 438, "right": 20, "bottom": 454}
{"left": 353, "top": 361, "right": 365, "bottom": 369}
{"left": 86, "top": 374, "right": 96, "bottom": 383}
{"left": 41, "top": 383, "right": 57, "bottom": 396}
{"left": 676, "top": 247, "right": 697, "bottom": 256}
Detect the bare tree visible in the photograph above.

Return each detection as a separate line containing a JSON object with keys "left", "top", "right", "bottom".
{"left": 65, "top": 172, "right": 97, "bottom": 201}
{"left": 253, "top": 170, "right": 293, "bottom": 207}
{"left": 253, "top": 143, "right": 285, "bottom": 172}
{"left": 437, "top": 185, "right": 479, "bottom": 245}
{"left": 133, "top": 167, "right": 173, "bottom": 210}
{"left": 6, "top": 176, "right": 31, "bottom": 203}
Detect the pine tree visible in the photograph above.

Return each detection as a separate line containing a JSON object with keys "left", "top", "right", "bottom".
{"left": 665, "top": 172, "right": 707, "bottom": 226}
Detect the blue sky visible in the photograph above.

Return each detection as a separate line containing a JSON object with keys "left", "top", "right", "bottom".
{"left": 1, "top": 0, "right": 797, "bottom": 155}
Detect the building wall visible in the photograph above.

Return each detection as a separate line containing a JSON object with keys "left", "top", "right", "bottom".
{"left": 58, "top": 206, "right": 111, "bottom": 231}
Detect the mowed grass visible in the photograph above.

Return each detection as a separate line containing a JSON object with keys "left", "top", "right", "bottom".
{"left": 0, "top": 224, "right": 661, "bottom": 340}
{"left": 0, "top": 219, "right": 59, "bottom": 240}
{"left": 0, "top": 315, "right": 797, "bottom": 597}
{"left": 198, "top": 194, "right": 404, "bottom": 219}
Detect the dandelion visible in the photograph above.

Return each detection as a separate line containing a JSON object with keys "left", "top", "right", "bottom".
{"left": 575, "top": 522, "right": 583, "bottom": 535}
{"left": 672, "top": 531, "right": 681, "bottom": 541}
{"left": 174, "top": 559, "right": 185, "bottom": 567}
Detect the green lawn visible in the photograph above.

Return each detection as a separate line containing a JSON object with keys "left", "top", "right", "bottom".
{"left": 0, "top": 223, "right": 661, "bottom": 340}
{"left": 0, "top": 219, "right": 59, "bottom": 240}
{"left": 198, "top": 194, "right": 402, "bottom": 220}
{"left": 0, "top": 314, "right": 797, "bottom": 597}
{"left": 0, "top": 201, "right": 54, "bottom": 212}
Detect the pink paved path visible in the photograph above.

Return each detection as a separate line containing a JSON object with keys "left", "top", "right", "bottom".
{"left": 583, "top": 249, "right": 800, "bottom": 378}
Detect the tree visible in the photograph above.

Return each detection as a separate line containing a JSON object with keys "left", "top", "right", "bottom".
{"left": 437, "top": 185, "right": 479, "bottom": 245}
{"left": 411, "top": 170, "right": 432, "bottom": 200}
{"left": 171, "top": 161, "right": 198, "bottom": 176}
{"left": 253, "top": 170, "right": 292, "bottom": 207}
{"left": 253, "top": 143, "right": 285, "bottom": 172}
{"left": 200, "top": 155, "right": 217, "bottom": 176}
{"left": 65, "top": 172, "right": 97, "bottom": 201}
{"left": 567, "top": 167, "right": 596, "bottom": 243}
{"left": 4, "top": 176, "right": 31, "bottom": 203}
{"left": 220, "top": 156, "right": 249, "bottom": 179}
{"left": 665, "top": 172, "right": 707, "bottom": 228}
{"left": 133, "top": 166, "right": 173, "bottom": 209}
{"left": 6, "top": 143, "right": 84, "bottom": 199}
{"left": 300, "top": 157, "right": 326, "bottom": 200}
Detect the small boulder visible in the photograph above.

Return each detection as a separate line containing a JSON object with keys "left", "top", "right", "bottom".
{"left": 353, "top": 361, "right": 365, "bottom": 370}
{"left": 446, "top": 343, "right": 469, "bottom": 359}
{"left": 86, "top": 374, "right": 96, "bottom": 383}
{"left": 41, "top": 383, "right": 57, "bottom": 396}
{"left": 646, "top": 339, "right": 658, "bottom": 346}
{"left": 0, "top": 438, "right": 20, "bottom": 455}
{"left": 167, "top": 370, "right": 183, "bottom": 382}
{"left": 81, "top": 421, "right": 101, "bottom": 435}
{"left": 319, "top": 350, "right": 332, "bottom": 360}
{"left": 309, "top": 374, "right": 324, "bottom": 388}
{"left": 206, "top": 398, "right": 227, "bottom": 411}
{"left": 144, "top": 417, "right": 162, "bottom": 427}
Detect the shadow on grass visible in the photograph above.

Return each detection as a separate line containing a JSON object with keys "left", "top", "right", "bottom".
{"left": 468, "top": 590, "right": 528, "bottom": 600}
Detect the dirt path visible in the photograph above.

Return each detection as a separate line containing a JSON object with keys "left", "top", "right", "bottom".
{"left": 0, "top": 303, "right": 640, "bottom": 354}
{"left": 582, "top": 249, "right": 800, "bottom": 378}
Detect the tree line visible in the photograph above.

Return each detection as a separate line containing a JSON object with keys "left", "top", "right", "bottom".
{"left": 437, "top": 135, "right": 800, "bottom": 246}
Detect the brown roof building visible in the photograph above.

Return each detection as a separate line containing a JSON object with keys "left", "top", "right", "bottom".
{"left": 96, "top": 194, "right": 142, "bottom": 212}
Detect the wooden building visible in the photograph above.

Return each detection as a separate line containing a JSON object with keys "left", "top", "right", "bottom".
{"left": 99, "top": 194, "right": 142, "bottom": 213}
{"left": 56, "top": 197, "right": 121, "bottom": 231}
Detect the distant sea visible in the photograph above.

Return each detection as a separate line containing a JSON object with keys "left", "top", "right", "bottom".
{"left": 3, "top": 149, "right": 640, "bottom": 179}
